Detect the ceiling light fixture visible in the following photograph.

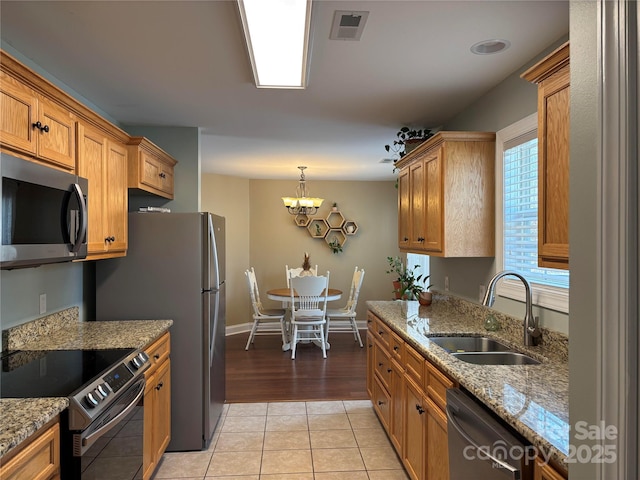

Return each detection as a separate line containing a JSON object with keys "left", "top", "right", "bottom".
{"left": 282, "top": 166, "right": 324, "bottom": 215}
{"left": 470, "top": 39, "right": 511, "bottom": 55}
{"left": 237, "top": 0, "right": 312, "bottom": 89}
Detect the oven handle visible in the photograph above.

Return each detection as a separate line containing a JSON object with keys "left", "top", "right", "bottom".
{"left": 82, "top": 378, "right": 145, "bottom": 447}
{"left": 445, "top": 404, "right": 519, "bottom": 475}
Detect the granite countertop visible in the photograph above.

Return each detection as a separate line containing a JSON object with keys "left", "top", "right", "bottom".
{"left": 367, "top": 295, "right": 569, "bottom": 470}
{"left": 0, "top": 307, "right": 173, "bottom": 459}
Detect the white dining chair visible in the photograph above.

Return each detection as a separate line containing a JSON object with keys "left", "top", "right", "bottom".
{"left": 285, "top": 264, "right": 318, "bottom": 287}
{"left": 325, "top": 267, "right": 365, "bottom": 348}
{"left": 289, "top": 272, "right": 330, "bottom": 360}
{"left": 244, "top": 268, "right": 288, "bottom": 351}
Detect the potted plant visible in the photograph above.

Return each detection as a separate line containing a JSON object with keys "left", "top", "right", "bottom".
{"left": 328, "top": 238, "right": 343, "bottom": 254}
{"left": 385, "top": 256, "right": 432, "bottom": 300}
{"left": 331, "top": 202, "right": 339, "bottom": 212}
{"left": 384, "top": 127, "right": 435, "bottom": 164}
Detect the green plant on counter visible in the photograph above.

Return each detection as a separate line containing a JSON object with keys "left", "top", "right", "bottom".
{"left": 385, "top": 255, "right": 432, "bottom": 300}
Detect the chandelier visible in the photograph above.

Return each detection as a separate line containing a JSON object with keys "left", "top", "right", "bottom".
{"left": 282, "top": 166, "right": 324, "bottom": 215}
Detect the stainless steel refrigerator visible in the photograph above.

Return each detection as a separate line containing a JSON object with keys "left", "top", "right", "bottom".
{"left": 95, "top": 212, "right": 225, "bottom": 452}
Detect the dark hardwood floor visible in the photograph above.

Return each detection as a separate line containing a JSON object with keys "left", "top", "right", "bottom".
{"left": 225, "top": 331, "right": 368, "bottom": 403}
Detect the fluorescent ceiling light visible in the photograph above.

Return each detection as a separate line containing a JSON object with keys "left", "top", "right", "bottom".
{"left": 237, "top": 0, "right": 312, "bottom": 89}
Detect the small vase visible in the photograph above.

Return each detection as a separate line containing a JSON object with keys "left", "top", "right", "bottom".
{"left": 418, "top": 291, "right": 432, "bottom": 306}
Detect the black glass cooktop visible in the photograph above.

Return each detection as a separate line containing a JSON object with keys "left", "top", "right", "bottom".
{"left": 0, "top": 348, "right": 135, "bottom": 399}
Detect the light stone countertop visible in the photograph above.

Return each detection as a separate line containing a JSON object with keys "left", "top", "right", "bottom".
{"left": 367, "top": 294, "right": 569, "bottom": 470}
{"left": 0, "top": 308, "right": 172, "bottom": 459}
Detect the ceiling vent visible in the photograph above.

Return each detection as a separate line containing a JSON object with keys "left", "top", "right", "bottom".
{"left": 329, "top": 10, "right": 369, "bottom": 41}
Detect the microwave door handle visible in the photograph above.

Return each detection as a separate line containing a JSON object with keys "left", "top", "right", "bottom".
{"left": 69, "top": 183, "right": 88, "bottom": 253}
{"left": 445, "top": 405, "right": 520, "bottom": 475}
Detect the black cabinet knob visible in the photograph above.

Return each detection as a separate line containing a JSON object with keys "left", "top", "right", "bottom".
{"left": 32, "top": 121, "right": 49, "bottom": 132}
{"left": 416, "top": 404, "right": 425, "bottom": 414}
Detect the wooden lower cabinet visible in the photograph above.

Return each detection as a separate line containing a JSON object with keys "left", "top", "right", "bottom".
{"left": 425, "top": 396, "right": 448, "bottom": 480}
{"left": 368, "top": 311, "right": 455, "bottom": 480}
{"left": 534, "top": 457, "right": 567, "bottom": 480}
{"left": 403, "top": 376, "right": 426, "bottom": 480}
{"left": 143, "top": 333, "right": 171, "bottom": 480}
{"left": 0, "top": 419, "right": 60, "bottom": 480}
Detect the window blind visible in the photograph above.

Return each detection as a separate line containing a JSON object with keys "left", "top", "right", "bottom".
{"left": 503, "top": 137, "right": 569, "bottom": 289}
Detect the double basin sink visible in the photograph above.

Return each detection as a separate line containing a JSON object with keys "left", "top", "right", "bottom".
{"left": 428, "top": 336, "right": 541, "bottom": 365}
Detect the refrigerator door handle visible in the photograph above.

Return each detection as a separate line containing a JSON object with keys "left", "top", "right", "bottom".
{"left": 207, "top": 214, "right": 221, "bottom": 291}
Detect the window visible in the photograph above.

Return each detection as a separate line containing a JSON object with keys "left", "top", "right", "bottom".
{"left": 496, "top": 114, "right": 569, "bottom": 312}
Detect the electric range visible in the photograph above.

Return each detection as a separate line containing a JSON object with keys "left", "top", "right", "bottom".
{"left": 1, "top": 347, "right": 150, "bottom": 479}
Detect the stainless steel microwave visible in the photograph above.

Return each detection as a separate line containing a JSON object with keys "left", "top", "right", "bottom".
{"left": 1, "top": 153, "right": 88, "bottom": 269}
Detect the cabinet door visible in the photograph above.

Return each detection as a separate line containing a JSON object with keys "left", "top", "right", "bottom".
{"left": 372, "top": 375, "right": 391, "bottom": 431}
{"left": 534, "top": 458, "right": 567, "bottom": 480}
{"left": 77, "top": 123, "right": 127, "bottom": 258}
{"left": 0, "top": 71, "right": 37, "bottom": 156}
{"left": 37, "top": 97, "right": 76, "bottom": 170}
{"left": 398, "top": 167, "right": 411, "bottom": 249}
{"left": 409, "top": 160, "right": 426, "bottom": 250}
{"left": 425, "top": 397, "right": 449, "bottom": 480}
{"left": 152, "top": 359, "right": 171, "bottom": 465}
{"left": 423, "top": 148, "right": 443, "bottom": 254}
{"left": 389, "top": 358, "right": 404, "bottom": 453}
{"left": 538, "top": 64, "right": 569, "bottom": 269}
{"left": 77, "top": 123, "right": 108, "bottom": 255}
{"left": 403, "top": 376, "right": 425, "bottom": 480}
{"left": 105, "top": 140, "right": 128, "bottom": 254}
{"left": 0, "top": 421, "right": 60, "bottom": 480}
{"left": 366, "top": 331, "right": 375, "bottom": 399}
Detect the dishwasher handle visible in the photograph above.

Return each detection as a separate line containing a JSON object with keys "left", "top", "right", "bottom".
{"left": 446, "top": 404, "right": 519, "bottom": 475}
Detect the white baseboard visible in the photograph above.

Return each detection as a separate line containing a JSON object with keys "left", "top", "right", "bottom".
{"left": 225, "top": 320, "right": 367, "bottom": 336}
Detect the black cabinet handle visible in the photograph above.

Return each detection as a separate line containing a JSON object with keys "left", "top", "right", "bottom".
{"left": 416, "top": 404, "right": 425, "bottom": 415}
{"left": 154, "top": 354, "right": 160, "bottom": 360}
{"left": 378, "top": 362, "right": 383, "bottom": 367}
{"left": 32, "top": 121, "right": 49, "bottom": 132}
{"left": 159, "top": 172, "right": 166, "bottom": 179}
{"left": 403, "top": 237, "right": 409, "bottom": 242}
{"left": 156, "top": 381, "right": 164, "bottom": 390}
{"left": 387, "top": 368, "right": 392, "bottom": 373}
{"left": 378, "top": 400, "right": 385, "bottom": 406}
{"left": 393, "top": 346, "right": 399, "bottom": 351}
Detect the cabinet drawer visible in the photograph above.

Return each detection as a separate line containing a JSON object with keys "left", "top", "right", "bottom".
{"left": 404, "top": 342, "right": 425, "bottom": 386}
{"left": 389, "top": 330, "right": 405, "bottom": 362}
{"left": 374, "top": 341, "right": 392, "bottom": 390}
{"left": 145, "top": 332, "right": 170, "bottom": 376}
{"left": 0, "top": 421, "right": 59, "bottom": 480}
{"left": 425, "top": 360, "right": 454, "bottom": 411}
{"left": 372, "top": 375, "right": 391, "bottom": 431}
{"left": 373, "top": 319, "right": 391, "bottom": 349}
{"left": 366, "top": 311, "right": 376, "bottom": 332}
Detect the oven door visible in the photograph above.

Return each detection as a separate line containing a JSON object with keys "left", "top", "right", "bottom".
{"left": 63, "top": 377, "right": 145, "bottom": 480}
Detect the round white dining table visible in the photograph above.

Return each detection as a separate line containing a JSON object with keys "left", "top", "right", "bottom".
{"left": 266, "top": 287, "right": 342, "bottom": 302}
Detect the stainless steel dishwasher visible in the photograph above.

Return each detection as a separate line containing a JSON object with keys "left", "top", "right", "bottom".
{"left": 446, "top": 388, "right": 534, "bottom": 480}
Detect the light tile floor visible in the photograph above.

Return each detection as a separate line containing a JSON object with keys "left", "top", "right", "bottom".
{"left": 153, "top": 400, "right": 409, "bottom": 480}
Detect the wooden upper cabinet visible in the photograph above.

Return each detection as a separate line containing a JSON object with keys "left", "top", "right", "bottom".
{"left": 395, "top": 131, "right": 495, "bottom": 257}
{"left": 522, "top": 42, "right": 570, "bottom": 270}
{"left": 0, "top": 70, "right": 76, "bottom": 171}
{"left": 77, "top": 122, "right": 128, "bottom": 259}
{"left": 128, "top": 137, "right": 177, "bottom": 200}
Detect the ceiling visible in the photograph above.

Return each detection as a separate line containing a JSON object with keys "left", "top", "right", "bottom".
{"left": 0, "top": 1, "right": 568, "bottom": 181}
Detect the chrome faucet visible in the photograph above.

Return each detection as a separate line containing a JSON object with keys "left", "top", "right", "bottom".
{"left": 482, "top": 270, "right": 542, "bottom": 347}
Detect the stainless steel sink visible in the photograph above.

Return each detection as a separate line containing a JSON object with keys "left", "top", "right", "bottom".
{"left": 428, "top": 336, "right": 513, "bottom": 353}
{"left": 451, "top": 351, "right": 541, "bottom": 365}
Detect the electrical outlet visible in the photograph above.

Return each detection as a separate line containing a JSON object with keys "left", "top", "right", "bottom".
{"left": 39, "top": 293, "right": 46, "bottom": 314}
{"left": 444, "top": 276, "right": 449, "bottom": 292}
{"left": 479, "top": 284, "right": 486, "bottom": 302}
